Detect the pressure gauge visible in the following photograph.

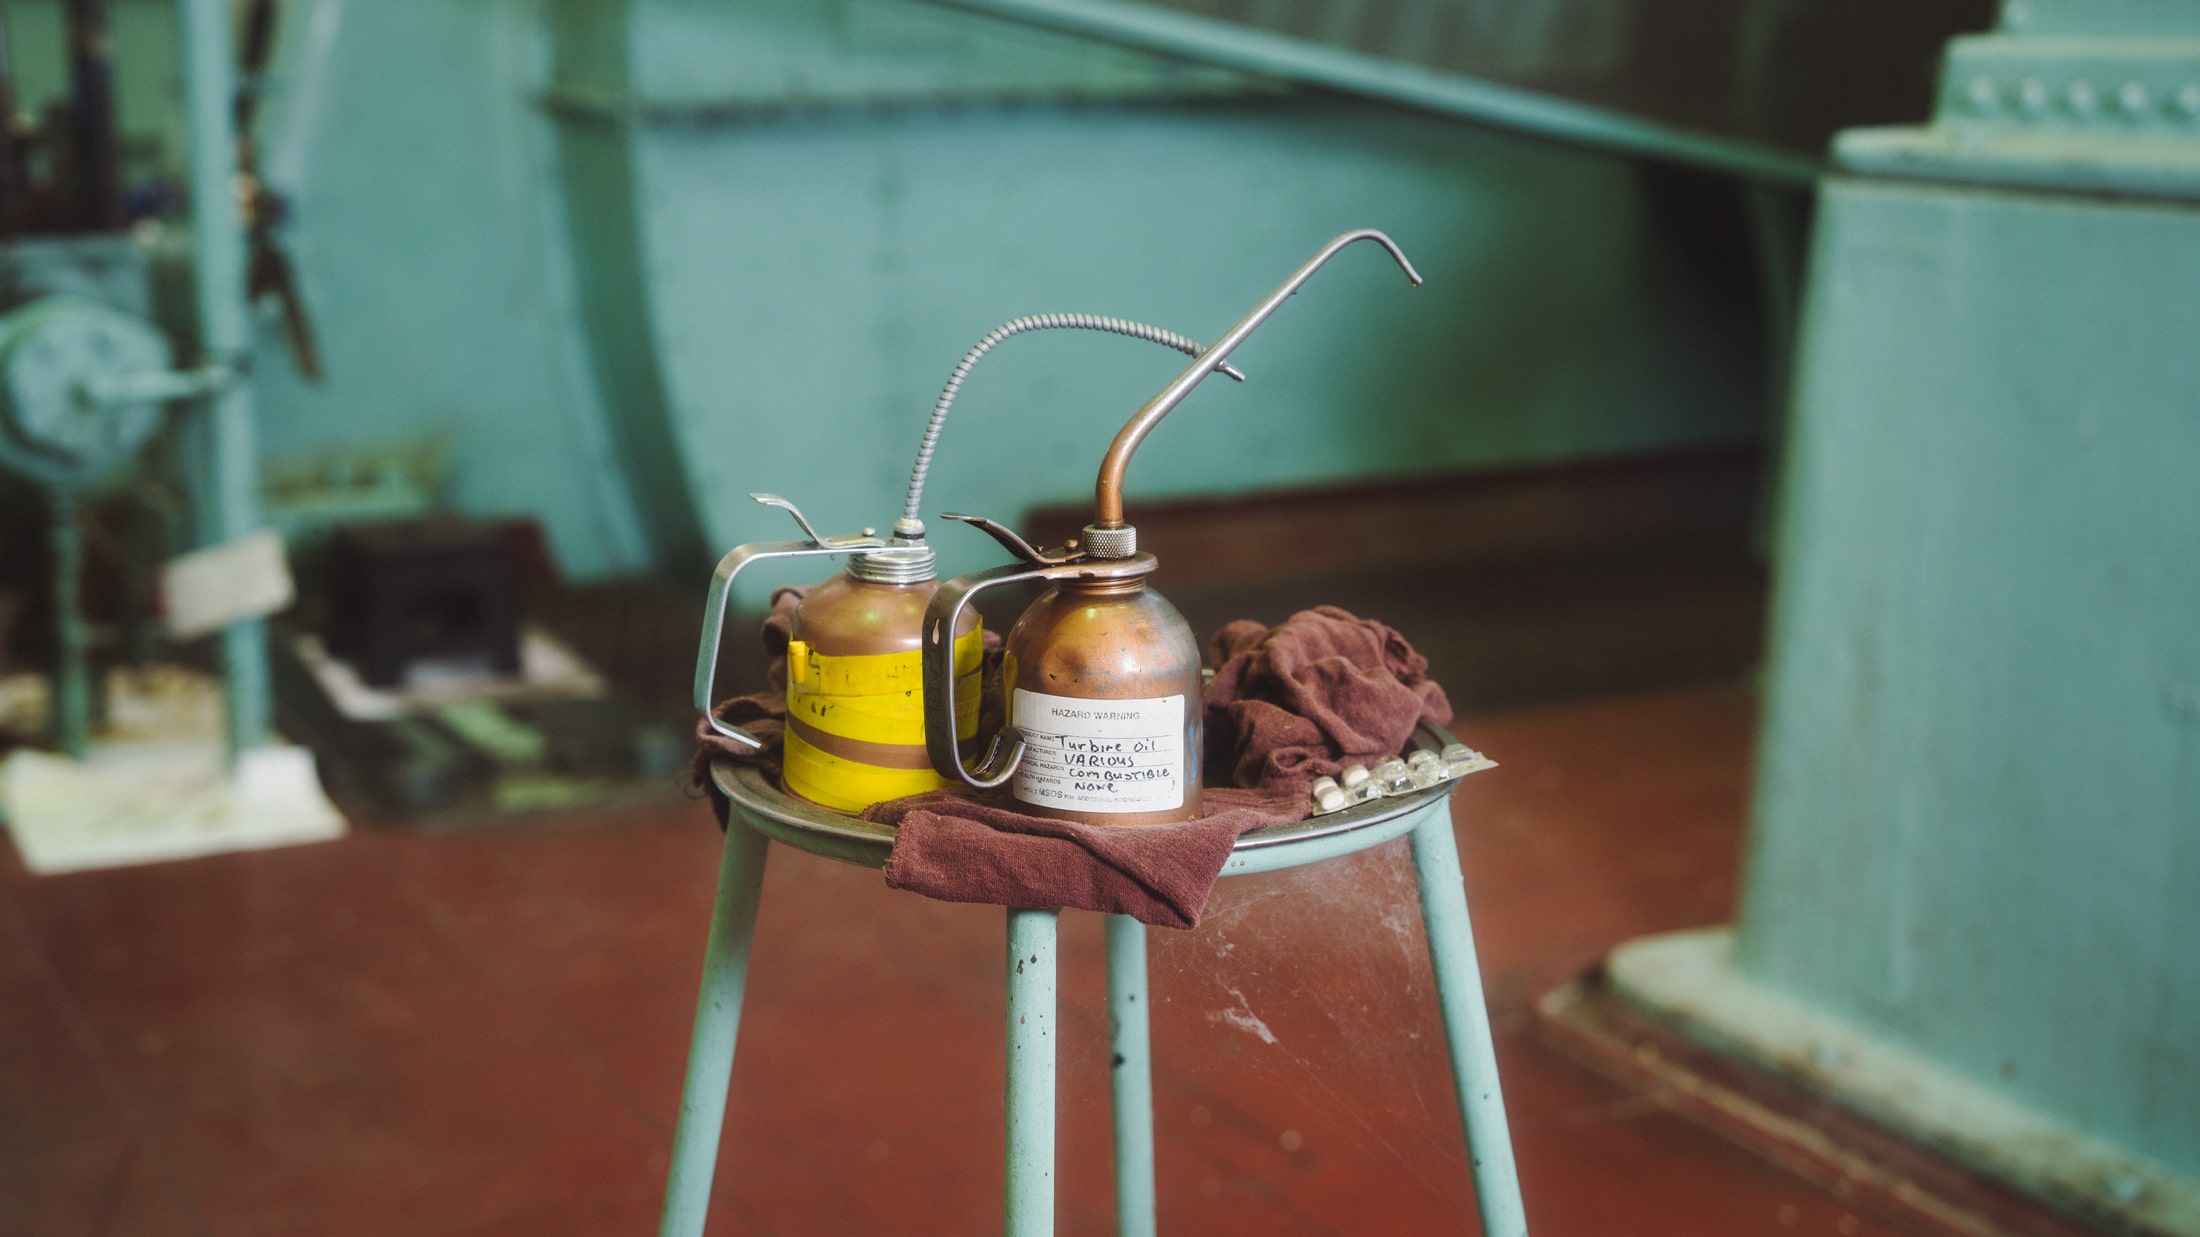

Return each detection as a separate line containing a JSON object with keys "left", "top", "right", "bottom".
{"left": 0, "top": 295, "right": 173, "bottom": 488}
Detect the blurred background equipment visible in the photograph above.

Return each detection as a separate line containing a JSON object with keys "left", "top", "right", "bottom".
{"left": 325, "top": 517, "right": 522, "bottom": 689}
{"left": 273, "top": 511, "right": 690, "bottom": 820}
{"left": 0, "top": 0, "right": 342, "bottom": 871}
{"left": 0, "top": 241, "right": 170, "bottom": 755}
{"left": 232, "top": 0, "right": 321, "bottom": 382}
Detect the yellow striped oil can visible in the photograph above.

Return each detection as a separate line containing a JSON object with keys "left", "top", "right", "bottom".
{"left": 780, "top": 559, "right": 981, "bottom": 812}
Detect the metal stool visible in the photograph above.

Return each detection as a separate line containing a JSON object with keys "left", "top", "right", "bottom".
{"left": 660, "top": 722, "right": 1528, "bottom": 1237}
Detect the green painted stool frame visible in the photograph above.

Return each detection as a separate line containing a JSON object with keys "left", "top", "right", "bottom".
{"left": 661, "top": 724, "right": 1527, "bottom": 1237}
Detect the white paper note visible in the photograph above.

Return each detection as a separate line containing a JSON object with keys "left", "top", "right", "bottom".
{"left": 161, "top": 530, "right": 295, "bottom": 640}
{"left": 1011, "top": 689, "right": 1184, "bottom": 814}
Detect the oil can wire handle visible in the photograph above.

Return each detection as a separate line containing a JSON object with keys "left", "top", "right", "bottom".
{"left": 897, "top": 314, "right": 1248, "bottom": 535}
{"left": 1094, "top": 229, "right": 1421, "bottom": 530}
{"left": 694, "top": 538, "right": 883, "bottom": 748}
{"left": 919, "top": 559, "right": 1080, "bottom": 787}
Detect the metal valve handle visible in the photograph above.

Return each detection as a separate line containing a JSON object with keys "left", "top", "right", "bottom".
{"left": 693, "top": 494, "right": 886, "bottom": 748}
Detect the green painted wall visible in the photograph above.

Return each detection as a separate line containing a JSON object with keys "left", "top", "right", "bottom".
{"left": 11, "top": 0, "right": 1771, "bottom": 581}
{"left": 242, "top": 0, "right": 658, "bottom": 578}
{"left": 553, "top": 0, "right": 1765, "bottom": 596}
{"left": 1738, "top": 175, "right": 2200, "bottom": 1178}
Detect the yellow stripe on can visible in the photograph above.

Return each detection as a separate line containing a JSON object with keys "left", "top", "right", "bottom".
{"left": 785, "top": 626, "right": 983, "bottom": 695}
{"left": 780, "top": 624, "right": 984, "bottom": 810}
{"left": 785, "top": 628, "right": 982, "bottom": 747}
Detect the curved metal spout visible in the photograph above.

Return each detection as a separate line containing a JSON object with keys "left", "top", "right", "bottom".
{"left": 1092, "top": 228, "right": 1421, "bottom": 529}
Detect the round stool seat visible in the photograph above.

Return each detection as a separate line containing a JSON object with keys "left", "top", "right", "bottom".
{"left": 709, "top": 719, "right": 1466, "bottom": 877}
{"left": 675, "top": 716, "right": 1525, "bottom": 1237}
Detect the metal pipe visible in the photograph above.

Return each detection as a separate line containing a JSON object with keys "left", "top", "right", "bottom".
{"left": 78, "top": 362, "right": 234, "bottom": 406}
{"left": 657, "top": 816, "right": 772, "bottom": 1237}
{"left": 1410, "top": 807, "right": 1528, "bottom": 1237}
{"left": 1105, "top": 915, "right": 1157, "bottom": 1237}
{"left": 1007, "top": 902, "right": 1056, "bottom": 1223}
{"left": 65, "top": 0, "right": 123, "bottom": 229}
{"left": 0, "top": 8, "right": 33, "bottom": 236}
{"left": 1005, "top": 907, "right": 1060, "bottom": 1237}
{"left": 178, "top": 0, "right": 273, "bottom": 756}
{"left": 1092, "top": 228, "right": 1418, "bottom": 528}
{"left": 48, "top": 489, "right": 90, "bottom": 758}
{"left": 911, "top": 0, "right": 1820, "bottom": 187}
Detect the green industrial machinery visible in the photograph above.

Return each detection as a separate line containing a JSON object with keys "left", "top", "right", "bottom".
{"left": 0, "top": 260, "right": 175, "bottom": 756}
{"left": 1601, "top": 3, "right": 2200, "bottom": 1232}
{"left": 1, "top": 0, "right": 286, "bottom": 761}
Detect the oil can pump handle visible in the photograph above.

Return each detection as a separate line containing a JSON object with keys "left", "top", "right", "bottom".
{"left": 919, "top": 559, "right": 1085, "bottom": 787}
{"left": 938, "top": 512, "right": 1084, "bottom": 566}
{"left": 693, "top": 495, "right": 887, "bottom": 749}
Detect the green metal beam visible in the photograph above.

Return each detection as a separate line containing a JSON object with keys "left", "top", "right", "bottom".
{"left": 911, "top": 0, "right": 1822, "bottom": 185}
{"left": 179, "top": 0, "right": 272, "bottom": 757}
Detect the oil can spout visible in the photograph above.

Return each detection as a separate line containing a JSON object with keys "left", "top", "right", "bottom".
{"left": 1090, "top": 229, "right": 1420, "bottom": 536}
{"left": 897, "top": 313, "right": 1250, "bottom": 541}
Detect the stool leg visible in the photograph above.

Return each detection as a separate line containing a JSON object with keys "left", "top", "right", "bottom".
{"left": 1410, "top": 807, "right": 1529, "bottom": 1237}
{"left": 657, "top": 817, "right": 771, "bottom": 1237}
{"left": 1005, "top": 907, "right": 1060, "bottom": 1237}
{"left": 1105, "top": 915, "right": 1157, "bottom": 1237}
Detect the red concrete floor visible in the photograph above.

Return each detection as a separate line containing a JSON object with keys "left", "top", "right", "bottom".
{"left": 0, "top": 684, "right": 1927, "bottom": 1236}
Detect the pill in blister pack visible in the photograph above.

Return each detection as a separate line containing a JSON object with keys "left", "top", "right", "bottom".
{"left": 1308, "top": 744, "right": 1500, "bottom": 814}
{"left": 1441, "top": 743, "right": 1497, "bottom": 778}
{"left": 1372, "top": 757, "right": 1415, "bottom": 795}
{"left": 1310, "top": 776, "right": 1347, "bottom": 814}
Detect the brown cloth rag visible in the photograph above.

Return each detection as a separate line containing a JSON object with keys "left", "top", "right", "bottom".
{"left": 1204, "top": 604, "right": 1452, "bottom": 790}
{"left": 691, "top": 596, "right": 1451, "bottom": 929}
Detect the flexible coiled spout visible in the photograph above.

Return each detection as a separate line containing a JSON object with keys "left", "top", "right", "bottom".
{"left": 896, "top": 313, "right": 1245, "bottom": 538}
{"left": 1091, "top": 229, "right": 1421, "bottom": 535}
